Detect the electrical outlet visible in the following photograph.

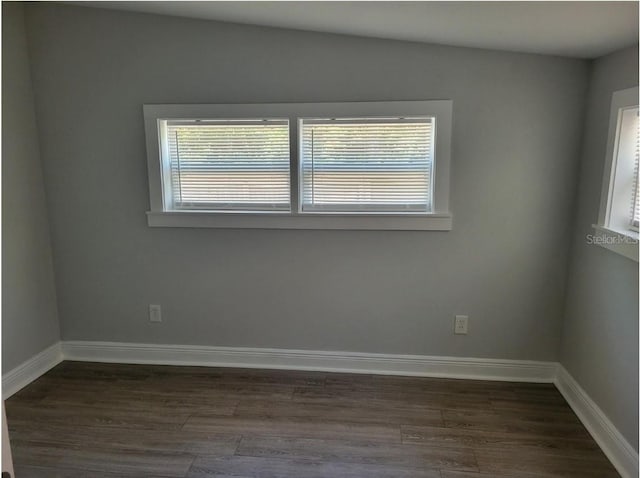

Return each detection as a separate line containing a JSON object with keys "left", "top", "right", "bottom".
{"left": 149, "top": 304, "right": 162, "bottom": 323}
{"left": 454, "top": 315, "right": 468, "bottom": 335}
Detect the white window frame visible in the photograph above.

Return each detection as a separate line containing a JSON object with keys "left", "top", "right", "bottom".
{"left": 143, "top": 101, "right": 453, "bottom": 230}
{"left": 594, "top": 86, "right": 639, "bottom": 262}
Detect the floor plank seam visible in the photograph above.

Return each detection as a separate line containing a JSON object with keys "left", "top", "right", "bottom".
{"left": 233, "top": 435, "right": 245, "bottom": 456}
{"left": 183, "top": 454, "right": 197, "bottom": 478}
{"left": 470, "top": 447, "right": 480, "bottom": 473}
{"left": 179, "top": 412, "right": 194, "bottom": 430}
{"left": 229, "top": 441, "right": 445, "bottom": 475}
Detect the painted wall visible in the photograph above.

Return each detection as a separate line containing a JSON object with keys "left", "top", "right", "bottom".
{"left": 2, "top": 3, "right": 61, "bottom": 373}
{"left": 560, "top": 46, "right": 639, "bottom": 450}
{"left": 24, "top": 4, "right": 588, "bottom": 360}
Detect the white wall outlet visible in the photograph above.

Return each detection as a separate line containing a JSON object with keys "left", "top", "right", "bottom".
{"left": 149, "top": 304, "right": 162, "bottom": 323}
{"left": 454, "top": 315, "right": 468, "bottom": 335}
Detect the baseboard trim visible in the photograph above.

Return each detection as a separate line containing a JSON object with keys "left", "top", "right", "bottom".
{"left": 2, "top": 342, "right": 63, "bottom": 398}
{"left": 60, "top": 340, "right": 556, "bottom": 382}
{"left": 554, "top": 365, "right": 638, "bottom": 478}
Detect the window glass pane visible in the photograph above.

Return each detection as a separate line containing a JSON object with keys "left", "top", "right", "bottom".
{"left": 609, "top": 107, "right": 639, "bottom": 232}
{"left": 164, "top": 119, "right": 290, "bottom": 211}
{"left": 300, "top": 117, "right": 434, "bottom": 213}
{"left": 629, "top": 109, "right": 639, "bottom": 229}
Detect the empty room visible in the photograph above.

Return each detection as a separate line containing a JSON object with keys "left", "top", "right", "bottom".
{"left": 2, "top": 1, "right": 639, "bottom": 477}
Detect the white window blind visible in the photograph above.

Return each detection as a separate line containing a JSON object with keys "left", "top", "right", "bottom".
{"left": 300, "top": 117, "right": 434, "bottom": 213}
{"left": 630, "top": 110, "right": 639, "bottom": 230}
{"left": 162, "top": 119, "right": 290, "bottom": 211}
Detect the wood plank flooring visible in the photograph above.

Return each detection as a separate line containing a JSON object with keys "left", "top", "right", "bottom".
{"left": 5, "top": 361, "right": 619, "bottom": 477}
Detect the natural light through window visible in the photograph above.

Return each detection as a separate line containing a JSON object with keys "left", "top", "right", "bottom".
{"left": 162, "top": 119, "right": 290, "bottom": 212}
{"left": 594, "top": 86, "right": 639, "bottom": 261}
{"left": 300, "top": 118, "right": 434, "bottom": 214}
{"left": 603, "top": 105, "right": 639, "bottom": 233}
{"left": 629, "top": 109, "right": 639, "bottom": 231}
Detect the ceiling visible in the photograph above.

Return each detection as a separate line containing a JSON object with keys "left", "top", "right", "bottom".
{"left": 72, "top": 1, "right": 638, "bottom": 58}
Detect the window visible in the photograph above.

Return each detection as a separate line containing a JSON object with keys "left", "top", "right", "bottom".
{"left": 161, "top": 119, "right": 290, "bottom": 211}
{"left": 299, "top": 117, "right": 433, "bottom": 213}
{"left": 594, "top": 86, "right": 639, "bottom": 261}
{"left": 144, "top": 101, "right": 452, "bottom": 230}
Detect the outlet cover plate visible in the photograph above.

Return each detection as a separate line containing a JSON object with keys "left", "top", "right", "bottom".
{"left": 454, "top": 315, "right": 468, "bottom": 335}
{"left": 149, "top": 304, "right": 162, "bottom": 323}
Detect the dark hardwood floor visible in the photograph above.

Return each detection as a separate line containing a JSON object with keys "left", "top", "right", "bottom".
{"left": 5, "top": 361, "right": 619, "bottom": 477}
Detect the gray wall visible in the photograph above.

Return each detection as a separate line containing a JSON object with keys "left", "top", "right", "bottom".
{"left": 2, "top": 3, "right": 61, "bottom": 373}
{"left": 560, "top": 46, "right": 639, "bottom": 450}
{"left": 24, "top": 4, "right": 589, "bottom": 360}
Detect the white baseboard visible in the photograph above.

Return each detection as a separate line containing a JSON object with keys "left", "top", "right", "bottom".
{"left": 555, "top": 365, "right": 638, "bottom": 478}
{"left": 61, "top": 340, "right": 556, "bottom": 382}
{"left": 2, "top": 342, "right": 63, "bottom": 398}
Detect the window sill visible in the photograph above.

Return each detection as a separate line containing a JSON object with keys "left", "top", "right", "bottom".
{"left": 147, "top": 211, "right": 453, "bottom": 231}
{"left": 590, "top": 225, "right": 639, "bottom": 262}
